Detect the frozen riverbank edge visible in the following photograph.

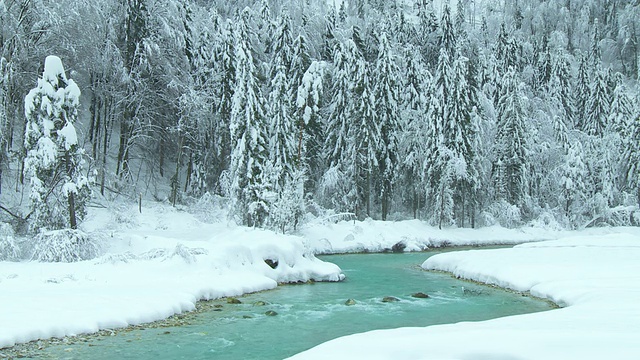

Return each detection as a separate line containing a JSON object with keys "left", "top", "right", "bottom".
{"left": 2, "top": 204, "right": 639, "bottom": 358}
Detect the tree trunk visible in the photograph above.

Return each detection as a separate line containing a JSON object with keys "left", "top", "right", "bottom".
{"left": 413, "top": 188, "right": 417, "bottom": 219}
{"left": 438, "top": 183, "right": 445, "bottom": 230}
{"left": 471, "top": 200, "right": 476, "bottom": 229}
{"left": 184, "top": 151, "right": 192, "bottom": 192}
{"left": 171, "top": 135, "right": 184, "bottom": 207}
{"left": 460, "top": 184, "right": 465, "bottom": 228}
{"left": 68, "top": 192, "right": 77, "bottom": 229}
{"left": 116, "top": 118, "right": 130, "bottom": 178}
{"left": 65, "top": 151, "right": 77, "bottom": 229}
{"left": 159, "top": 138, "right": 165, "bottom": 177}
{"left": 366, "top": 169, "right": 371, "bottom": 218}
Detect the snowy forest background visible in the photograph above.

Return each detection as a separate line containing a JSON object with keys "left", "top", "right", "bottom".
{"left": 1, "top": 0, "right": 640, "bottom": 241}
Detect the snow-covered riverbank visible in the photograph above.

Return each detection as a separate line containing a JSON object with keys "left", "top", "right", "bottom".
{"left": 289, "top": 231, "right": 640, "bottom": 360}
{"left": 0, "top": 204, "right": 343, "bottom": 349}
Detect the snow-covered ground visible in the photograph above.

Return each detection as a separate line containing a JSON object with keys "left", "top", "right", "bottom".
{"left": 289, "top": 231, "right": 640, "bottom": 360}
{"left": 3, "top": 202, "right": 640, "bottom": 358}
{"left": 0, "top": 203, "right": 343, "bottom": 349}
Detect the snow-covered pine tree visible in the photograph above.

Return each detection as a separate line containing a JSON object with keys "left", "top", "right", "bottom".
{"left": 229, "top": 8, "right": 269, "bottom": 227}
{"left": 352, "top": 43, "right": 378, "bottom": 219}
{"left": 399, "top": 46, "right": 430, "bottom": 219}
{"left": 624, "top": 112, "right": 640, "bottom": 207}
{"left": 583, "top": 67, "right": 611, "bottom": 136}
{"left": 296, "top": 60, "right": 324, "bottom": 167}
{"left": 212, "top": 19, "right": 236, "bottom": 189}
{"left": 269, "top": 12, "right": 293, "bottom": 79}
{"left": 424, "top": 48, "right": 452, "bottom": 225}
{"left": 494, "top": 67, "right": 529, "bottom": 208}
{"left": 290, "top": 34, "right": 317, "bottom": 178}
{"left": 258, "top": 0, "right": 275, "bottom": 55}
{"left": 560, "top": 142, "right": 587, "bottom": 226}
{"left": 495, "top": 23, "right": 519, "bottom": 71}
{"left": 551, "top": 49, "right": 576, "bottom": 127}
{"left": 373, "top": 33, "right": 400, "bottom": 220}
{"left": 23, "top": 56, "right": 90, "bottom": 231}
{"left": 415, "top": 0, "right": 439, "bottom": 65}
{"left": 574, "top": 54, "right": 591, "bottom": 129}
{"left": 321, "top": 40, "right": 359, "bottom": 214}
{"left": 448, "top": 55, "right": 478, "bottom": 227}
{"left": 439, "top": 5, "right": 456, "bottom": 58}
{"left": 267, "top": 63, "right": 296, "bottom": 188}
{"left": 321, "top": 4, "right": 337, "bottom": 61}
{"left": 609, "top": 72, "right": 635, "bottom": 134}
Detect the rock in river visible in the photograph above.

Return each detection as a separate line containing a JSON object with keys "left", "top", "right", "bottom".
{"left": 227, "top": 297, "right": 242, "bottom": 304}
{"left": 265, "top": 310, "right": 278, "bottom": 316}
{"left": 411, "top": 292, "right": 430, "bottom": 299}
{"left": 381, "top": 296, "right": 400, "bottom": 303}
{"left": 344, "top": 299, "right": 357, "bottom": 306}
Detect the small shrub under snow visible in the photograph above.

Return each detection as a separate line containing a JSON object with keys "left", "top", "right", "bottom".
{"left": 30, "top": 229, "right": 102, "bottom": 262}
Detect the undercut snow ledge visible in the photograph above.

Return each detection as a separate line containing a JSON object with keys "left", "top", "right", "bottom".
{"left": 288, "top": 231, "right": 640, "bottom": 360}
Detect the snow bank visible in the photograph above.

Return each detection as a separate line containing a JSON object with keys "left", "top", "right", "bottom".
{"left": 289, "top": 230, "right": 640, "bottom": 360}
{"left": 301, "top": 218, "right": 638, "bottom": 253}
{"left": 0, "top": 204, "right": 342, "bottom": 349}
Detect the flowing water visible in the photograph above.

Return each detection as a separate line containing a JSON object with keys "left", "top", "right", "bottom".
{"left": 38, "top": 251, "right": 554, "bottom": 359}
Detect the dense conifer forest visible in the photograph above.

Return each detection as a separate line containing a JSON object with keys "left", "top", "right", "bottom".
{"left": 1, "top": 0, "right": 640, "bottom": 235}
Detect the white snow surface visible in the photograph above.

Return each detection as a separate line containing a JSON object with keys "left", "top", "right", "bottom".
{"left": 0, "top": 204, "right": 343, "bottom": 348}
{"left": 289, "top": 230, "right": 640, "bottom": 360}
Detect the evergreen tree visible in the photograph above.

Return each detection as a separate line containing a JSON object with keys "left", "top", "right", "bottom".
{"left": 574, "top": 54, "right": 591, "bottom": 128}
{"left": 322, "top": 40, "right": 359, "bottom": 214}
{"left": 624, "top": 113, "right": 640, "bottom": 206}
{"left": 439, "top": 5, "right": 456, "bottom": 58}
{"left": 267, "top": 64, "right": 296, "bottom": 187}
{"left": 494, "top": 67, "right": 529, "bottom": 207}
{"left": 583, "top": 67, "right": 611, "bottom": 136}
{"left": 560, "top": 142, "right": 587, "bottom": 225}
{"left": 399, "top": 46, "right": 430, "bottom": 219}
{"left": 495, "top": 23, "right": 519, "bottom": 71}
{"left": 373, "top": 33, "right": 401, "bottom": 220}
{"left": 23, "top": 56, "right": 90, "bottom": 231}
{"left": 352, "top": 44, "right": 378, "bottom": 218}
{"left": 609, "top": 72, "right": 635, "bottom": 134}
{"left": 551, "top": 49, "right": 576, "bottom": 127}
{"left": 269, "top": 12, "right": 293, "bottom": 78}
{"left": 229, "top": 8, "right": 269, "bottom": 226}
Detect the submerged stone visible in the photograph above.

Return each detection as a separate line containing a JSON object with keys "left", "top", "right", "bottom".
{"left": 254, "top": 301, "right": 268, "bottom": 306}
{"left": 227, "top": 297, "right": 242, "bottom": 304}
{"left": 381, "top": 296, "right": 400, "bottom": 303}
{"left": 243, "top": 315, "right": 254, "bottom": 319}
{"left": 411, "top": 292, "right": 430, "bottom": 299}
{"left": 344, "top": 299, "right": 357, "bottom": 306}
{"left": 265, "top": 310, "right": 278, "bottom": 316}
